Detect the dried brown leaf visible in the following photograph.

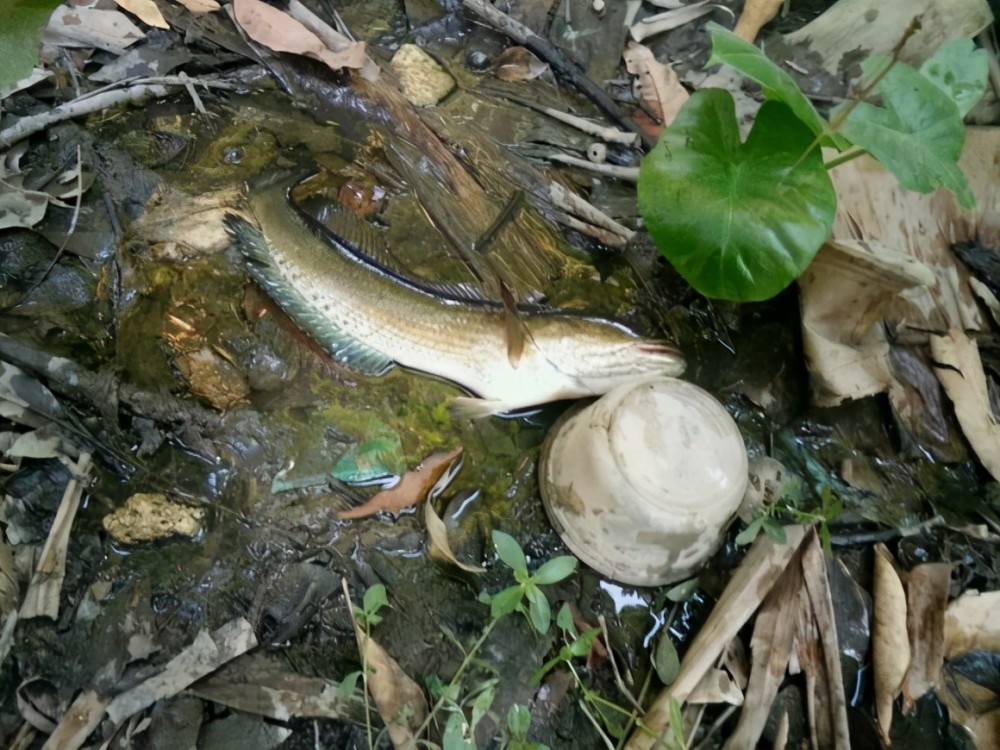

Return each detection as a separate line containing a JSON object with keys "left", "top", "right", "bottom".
{"left": 114, "top": 0, "right": 169, "bottom": 29}
{"left": 630, "top": 1, "right": 726, "bottom": 43}
{"left": 622, "top": 43, "right": 688, "bottom": 135}
{"left": 424, "top": 501, "right": 486, "bottom": 573}
{"left": 798, "top": 534, "right": 850, "bottom": 750}
{"left": 901, "top": 563, "right": 951, "bottom": 710}
{"left": 688, "top": 668, "right": 744, "bottom": 706}
{"left": 338, "top": 447, "right": 463, "bottom": 520}
{"left": 20, "top": 453, "right": 92, "bottom": 620}
{"left": 628, "top": 526, "right": 809, "bottom": 750}
{"left": 493, "top": 46, "right": 548, "bottom": 81}
{"left": 943, "top": 590, "right": 1000, "bottom": 658}
{"left": 722, "top": 552, "right": 801, "bottom": 749}
{"left": 937, "top": 667, "right": 1000, "bottom": 750}
{"left": 931, "top": 329, "right": 1000, "bottom": 481}
{"left": 43, "top": 6, "right": 145, "bottom": 55}
{"left": 353, "top": 625, "right": 427, "bottom": 749}
{"left": 873, "top": 543, "right": 909, "bottom": 744}
{"left": 232, "top": 0, "right": 366, "bottom": 73}
{"left": 175, "top": 0, "right": 221, "bottom": 12}
{"left": 105, "top": 618, "right": 257, "bottom": 725}
{"left": 733, "top": 0, "right": 784, "bottom": 42}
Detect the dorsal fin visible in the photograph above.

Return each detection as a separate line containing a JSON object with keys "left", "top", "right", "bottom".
{"left": 316, "top": 204, "right": 407, "bottom": 272}
{"left": 309, "top": 202, "right": 502, "bottom": 305}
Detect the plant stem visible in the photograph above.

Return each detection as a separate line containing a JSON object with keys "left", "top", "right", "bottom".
{"left": 823, "top": 147, "right": 867, "bottom": 170}
{"left": 413, "top": 616, "right": 502, "bottom": 739}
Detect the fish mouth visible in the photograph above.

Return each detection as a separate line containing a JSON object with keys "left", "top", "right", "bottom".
{"left": 635, "top": 340, "right": 686, "bottom": 365}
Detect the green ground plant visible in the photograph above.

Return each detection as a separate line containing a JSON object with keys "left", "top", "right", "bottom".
{"left": 637, "top": 22, "right": 989, "bottom": 302}
{"left": 736, "top": 484, "right": 843, "bottom": 554}
{"left": 346, "top": 531, "right": 580, "bottom": 749}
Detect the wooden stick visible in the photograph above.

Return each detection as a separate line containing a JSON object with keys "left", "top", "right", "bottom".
{"left": 461, "top": 0, "right": 655, "bottom": 151}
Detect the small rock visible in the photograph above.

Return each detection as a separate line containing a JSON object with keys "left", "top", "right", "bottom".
{"left": 103, "top": 493, "right": 204, "bottom": 545}
{"left": 390, "top": 43, "right": 454, "bottom": 107}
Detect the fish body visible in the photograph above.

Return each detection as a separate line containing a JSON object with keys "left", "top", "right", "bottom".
{"left": 225, "top": 181, "right": 685, "bottom": 414}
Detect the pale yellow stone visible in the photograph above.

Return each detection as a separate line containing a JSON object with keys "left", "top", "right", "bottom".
{"left": 390, "top": 44, "right": 454, "bottom": 107}
{"left": 103, "top": 493, "right": 204, "bottom": 545}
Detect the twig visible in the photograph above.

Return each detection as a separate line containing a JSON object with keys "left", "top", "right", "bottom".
{"left": 598, "top": 615, "right": 644, "bottom": 713}
{"left": 23, "top": 145, "right": 84, "bottom": 300}
{"left": 461, "top": 0, "right": 654, "bottom": 151}
{"left": 549, "top": 153, "right": 639, "bottom": 182}
{"left": 177, "top": 71, "right": 207, "bottom": 115}
{"left": 19, "top": 451, "right": 93, "bottom": 620}
{"left": 553, "top": 210, "right": 627, "bottom": 249}
{"left": 549, "top": 182, "right": 635, "bottom": 241}
{"left": 492, "top": 91, "right": 639, "bottom": 145}
{"left": 0, "top": 75, "right": 240, "bottom": 148}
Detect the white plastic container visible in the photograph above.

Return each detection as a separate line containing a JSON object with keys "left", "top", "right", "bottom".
{"left": 539, "top": 377, "right": 748, "bottom": 586}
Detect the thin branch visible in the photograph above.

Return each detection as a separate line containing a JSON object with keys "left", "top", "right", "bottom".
{"left": 549, "top": 153, "right": 640, "bottom": 182}
{"left": 461, "top": 0, "right": 654, "bottom": 151}
{"left": 0, "top": 76, "right": 240, "bottom": 148}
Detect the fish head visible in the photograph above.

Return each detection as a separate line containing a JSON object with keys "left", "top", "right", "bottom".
{"left": 528, "top": 315, "right": 686, "bottom": 396}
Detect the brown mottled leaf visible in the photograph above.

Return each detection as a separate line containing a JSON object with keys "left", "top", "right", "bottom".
{"left": 43, "top": 5, "right": 145, "bottom": 55}
{"left": 338, "top": 447, "right": 463, "bottom": 520}
{"left": 901, "top": 563, "right": 951, "bottom": 711}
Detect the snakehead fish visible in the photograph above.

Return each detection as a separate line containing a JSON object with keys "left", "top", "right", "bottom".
{"left": 224, "top": 180, "right": 685, "bottom": 416}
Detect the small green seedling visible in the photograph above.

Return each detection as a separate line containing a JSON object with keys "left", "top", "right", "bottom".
{"left": 505, "top": 703, "right": 549, "bottom": 750}
{"left": 483, "top": 530, "right": 577, "bottom": 634}
{"left": 737, "top": 485, "right": 843, "bottom": 554}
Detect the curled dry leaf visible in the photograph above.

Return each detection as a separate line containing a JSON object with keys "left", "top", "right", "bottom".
{"left": 337, "top": 446, "right": 463, "bottom": 520}
{"left": 622, "top": 43, "right": 688, "bottom": 135}
{"left": 872, "top": 543, "right": 909, "bottom": 745}
{"left": 232, "top": 0, "right": 367, "bottom": 74}
{"left": 630, "top": 1, "right": 728, "bottom": 43}
{"left": 424, "top": 501, "right": 486, "bottom": 573}
{"left": 493, "top": 46, "right": 549, "bottom": 82}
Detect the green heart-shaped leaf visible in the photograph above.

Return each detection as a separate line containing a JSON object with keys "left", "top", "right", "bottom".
{"left": 638, "top": 89, "right": 836, "bottom": 302}
{"left": 706, "top": 21, "right": 846, "bottom": 149}
{"left": 838, "top": 56, "right": 975, "bottom": 209}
